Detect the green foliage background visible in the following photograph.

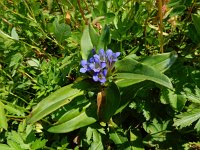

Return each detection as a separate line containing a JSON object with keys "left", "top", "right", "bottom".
{"left": 0, "top": 0, "right": 200, "bottom": 149}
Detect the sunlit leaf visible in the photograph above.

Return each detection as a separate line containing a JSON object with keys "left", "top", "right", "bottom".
{"left": 173, "top": 109, "right": 200, "bottom": 131}
{"left": 27, "top": 80, "right": 92, "bottom": 124}
{"left": 47, "top": 103, "right": 97, "bottom": 133}
{"left": 11, "top": 27, "right": 19, "bottom": 41}
{"left": 192, "top": 14, "right": 200, "bottom": 36}
{"left": 53, "top": 19, "right": 71, "bottom": 43}
{"left": 161, "top": 88, "right": 187, "bottom": 111}
{"left": 110, "top": 128, "right": 131, "bottom": 149}
{"left": 0, "top": 144, "right": 14, "bottom": 150}
{"left": 140, "top": 52, "right": 177, "bottom": 72}
{"left": 81, "top": 25, "right": 94, "bottom": 60}
{"left": 0, "top": 101, "right": 8, "bottom": 130}
{"left": 96, "top": 25, "right": 110, "bottom": 51}
{"left": 115, "top": 58, "right": 173, "bottom": 89}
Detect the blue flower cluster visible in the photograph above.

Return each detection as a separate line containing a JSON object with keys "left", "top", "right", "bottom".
{"left": 80, "top": 49, "right": 120, "bottom": 83}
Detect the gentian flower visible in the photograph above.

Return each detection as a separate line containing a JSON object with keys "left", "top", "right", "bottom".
{"left": 80, "top": 49, "right": 120, "bottom": 84}
{"left": 89, "top": 54, "right": 106, "bottom": 72}
{"left": 93, "top": 69, "right": 107, "bottom": 83}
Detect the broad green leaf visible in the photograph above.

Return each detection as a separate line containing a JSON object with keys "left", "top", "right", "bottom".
{"left": 11, "top": 27, "right": 19, "bottom": 41}
{"left": 0, "top": 144, "right": 14, "bottom": 150}
{"left": 96, "top": 25, "right": 110, "bottom": 51}
{"left": 100, "top": 82, "right": 121, "bottom": 122}
{"left": 55, "top": 97, "right": 90, "bottom": 124}
{"left": 115, "top": 73, "right": 172, "bottom": 89}
{"left": 89, "top": 129, "right": 104, "bottom": 150}
{"left": 53, "top": 19, "right": 71, "bottom": 43}
{"left": 89, "top": 24, "right": 99, "bottom": 48}
{"left": 173, "top": 109, "right": 200, "bottom": 131}
{"left": 170, "top": 5, "right": 186, "bottom": 17}
{"left": 183, "top": 86, "right": 200, "bottom": 104}
{"left": 192, "top": 14, "right": 200, "bottom": 36}
{"left": 187, "top": 24, "right": 200, "bottom": 43}
{"left": 167, "top": 0, "right": 181, "bottom": 7}
{"left": 0, "top": 101, "right": 8, "bottom": 130}
{"left": 26, "top": 58, "right": 40, "bottom": 68}
{"left": 7, "top": 140, "right": 22, "bottom": 150}
{"left": 31, "top": 139, "right": 47, "bottom": 150}
{"left": 81, "top": 25, "right": 94, "bottom": 60}
{"left": 195, "top": 119, "right": 200, "bottom": 132}
{"left": 115, "top": 58, "right": 173, "bottom": 89}
{"left": 115, "top": 79, "right": 145, "bottom": 87}
{"left": 47, "top": 103, "right": 97, "bottom": 133}
{"left": 161, "top": 88, "right": 187, "bottom": 111}
{"left": 4, "top": 104, "right": 24, "bottom": 116}
{"left": 110, "top": 128, "right": 131, "bottom": 149}
{"left": 9, "top": 53, "right": 23, "bottom": 67}
{"left": 143, "top": 119, "right": 170, "bottom": 143}
{"left": 27, "top": 80, "right": 92, "bottom": 124}
{"left": 140, "top": 52, "right": 177, "bottom": 72}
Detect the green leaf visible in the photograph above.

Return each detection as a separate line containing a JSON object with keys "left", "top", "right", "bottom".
{"left": 110, "top": 128, "right": 131, "bottom": 149}
{"left": 161, "top": 88, "right": 187, "bottom": 111}
{"left": 9, "top": 53, "right": 23, "bottom": 67}
{"left": 100, "top": 82, "right": 121, "bottom": 122}
{"left": 4, "top": 104, "right": 24, "bottom": 116}
{"left": 7, "top": 140, "right": 22, "bottom": 150}
{"left": 81, "top": 25, "right": 94, "bottom": 60}
{"left": 170, "top": 5, "right": 186, "bottom": 17}
{"left": 27, "top": 80, "right": 92, "bottom": 124}
{"left": 173, "top": 109, "right": 200, "bottom": 131}
{"left": 53, "top": 19, "right": 71, "bottom": 43}
{"left": 0, "top": 144, "right": 14, "bottom": 150}
{"left": 26, "top": 58, "right": 40, "bottom": 68}
{"left": 167, "top": 0, "right": 181, "bottom": 7}
{"left": 55, "top": 96, "right": 90, "bottom": 124}
{"left": 96, "top": 25, "right": 110, "bottom": 51}
{"left": 143, "top": 119, "right": 170, "bottom": 143}
{"left": 187, "top": 24, "right": 200, "bottom": 43}
{"left": 89, "top": 24, "right": 99, "bottom": 48}
{"left": 140, "top": 52, "right": 177, "bottom": 72}
{"left": 183, "top": 86, "right": 200, "bottom": 104}
{"left": 11, "top": 27, "right": 19, "bottom": 41}
{"left": 115, "top": 58, "right": 173, "bottom": 89}
{"left": 0, "top": 101, "right": 8, "bottom": 130}
{"left": 89, "top": 129, "right": 104, "bottom": 150}
{"left": 31, "top": 139, "right": 47, "bottom": 149}
{"left": 115, "top": 79, "right": 145, "bottom": 87}
{"left": 47, "top": 103, "right": 97, "bottom": 133}
{"left": 192, "top": 14, "right": 200, "bottom": 36}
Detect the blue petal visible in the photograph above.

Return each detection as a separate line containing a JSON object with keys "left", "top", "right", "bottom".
{"left": 93, "top": 75, "right": 99, "bottom": 82}
{"left": 99, "top": 49, "right": 105, "bottom": 55}
{"left": 89, "top": 63, "right": 95, "bottom": 70}
{"left": 99, "top": 77, "right": 106, "bottom": 83}
{"left": 80, "top": 68, "right": 87, "bottom": 73}
{"left": 102, "top": 69, "right": 107, "bottom": 76}
{"left": 101, "top": 62, "right": 107, "bottom": 68}
{"left": 81, "top": 60, "right": 87, "bottom": 67}
{"left": 106, "top": 49, "right": 113, "bottom": 57}
{"left": 93, "top": 54, "right": 100, "bottom": 63}
{"left": 93, "top": 68, "right": 101, "bottom": 72}
{"left": 115, "top": 52, "right": 120, "bottom": 57}
{"left": 89, "top": 57, "right": 94, "bottom": 63}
